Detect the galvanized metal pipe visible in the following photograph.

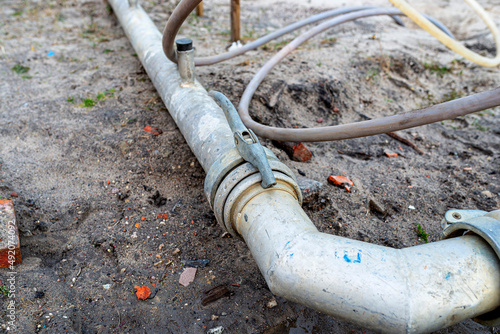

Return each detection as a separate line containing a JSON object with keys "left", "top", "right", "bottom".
{"left": 236, "top": 190, "right": 500, "bottom": 333}
{"left": 107, "top": 1, "right": 500, "bottom": 332}
{"left": 108, "top": 0, "right": 234, "bottom": 171}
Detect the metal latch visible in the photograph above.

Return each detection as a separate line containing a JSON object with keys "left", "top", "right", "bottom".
{"left": 209, "top": 91, "right": 276, "bottom": 189}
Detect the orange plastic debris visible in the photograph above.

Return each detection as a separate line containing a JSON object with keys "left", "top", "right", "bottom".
{"left": 143, "top": 126, "right": 163, "bottom": 135}
{"left": 135, "top": 224, "right": 139, "bottom": 228}
{"left": 385, "top": 152, "right": 398, "bottom": 158}
{"left": 134, "top": 285, "right": 151, "bottom": 300}
{"left": 157, "top": 214, "right": 168, "bottom": 219}
{"left": 141, "top": 216, "right": 146, "bottom": 221}
{"left": 328, "top": 176, "right": 354, "bottom": 192}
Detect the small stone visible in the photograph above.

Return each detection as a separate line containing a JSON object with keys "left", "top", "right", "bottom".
{"left": 211, "top": 315, "right": 219, "bottom": 321}
{"left": 172, "top": 248, "right": 180, "bottom": 255}
{"left": 408, "top": 205, "right": 416, "bottom": 210}
{"left": 297, "top": 176, "right": 323, "bottom": 198}
{"left": 111, "top": 188, "right": 120, "bottom": 194}
{"left": 156, "top": 254, "right": 161, "bottom": 259}
{"left": 103, "top": 284, "right": 112, "bottom": 290}
{"left": 369, "top": 199, "right": 387, "bottom": 215}
{"left": 182, "top": 259, "right": 209, "bottom": 268}
{"left": 10, "top": 192, "right": 18, "bottom": 198}
{"left": 34, "top": 291, "right": 44, "bottom": 299}
{"left": 119, "top": 142, "right": 129, "bottom": 155}
{"left": 159, "top": 243, "right": 165, "bottom": 250}
{"left": 266, "top": 298, "right": 278, "bottom": 309}
{"left": 179, "top": 267, "right": 197, "bottom": 287}
{"left": 36, "top": 221, "right": 51, "bottom": 232}
{"left": 481, "top": 190, "right": 494, "bottom": 198}
{"left": 316, "top": 118, "right": 323, "bottom": 123}
{"left": 207, "top": 326, "right": 224, "bottom": 334}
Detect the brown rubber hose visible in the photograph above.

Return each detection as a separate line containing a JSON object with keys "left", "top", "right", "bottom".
{"left": 162, "top": 3, "right": 500, "bottom": 142}
{"left": 162, "top": 0, "right": 201, "bottom": 64}
{"left": 237, "top": 8, "right": 500, "bottom": 142}
{"left": 162, "top": 1, "right": 453, "bottom": 66}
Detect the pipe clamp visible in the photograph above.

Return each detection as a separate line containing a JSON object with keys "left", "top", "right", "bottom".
{"left": 442, "top": 209, "right": 500, "bottom": 326}
{"left": 209, "top": 91, "right": 277, "bottom": 189}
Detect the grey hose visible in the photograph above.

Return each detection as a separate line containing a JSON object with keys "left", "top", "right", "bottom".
{"left": 162, "top": 1, "right": 454, "bottom": 66}
{"left": 237, "top": 8, "right": 500, "bottom": 142}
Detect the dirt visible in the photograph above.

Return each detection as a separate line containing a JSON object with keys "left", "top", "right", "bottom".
{"left": 0, "top": 0, "right": 499, "bottom": 333}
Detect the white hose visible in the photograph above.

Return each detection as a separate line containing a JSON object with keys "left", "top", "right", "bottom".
{"left": 388, "top": 0, "right": 500, "bottom": 67}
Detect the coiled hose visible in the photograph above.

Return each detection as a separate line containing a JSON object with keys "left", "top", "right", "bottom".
{"left": 162, "top": 1, "right": 454, "bottom": 66}
{"left": 161, "top": 1, "right": 500, "bottom": 142}
{"left": 237, "top": 8, "right": 500, "bottom": 141}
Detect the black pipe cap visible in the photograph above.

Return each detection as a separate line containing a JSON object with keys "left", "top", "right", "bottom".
{"left": 176, "top": 38, "right": 193, "bottom": 52}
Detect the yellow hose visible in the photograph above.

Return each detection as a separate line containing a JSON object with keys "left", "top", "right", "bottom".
{"left": 388, "top": 0, "right": 500, "bottom": 67}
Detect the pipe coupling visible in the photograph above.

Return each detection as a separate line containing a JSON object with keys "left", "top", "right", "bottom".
{"left": 204, "top": 148, "right": 302, "bottom": 236}
{"left": 442, "top": 209, "right": 500, "bottom": 326}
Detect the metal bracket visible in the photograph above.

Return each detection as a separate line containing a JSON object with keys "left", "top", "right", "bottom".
{"left": 442, "top": 209, "right": 500, "bottom": 326}
{"left": 441, "top": 209, "right": 489, "bottom": 230}
{"left": 209, "top": 91, "right": 276, "bottom": 189}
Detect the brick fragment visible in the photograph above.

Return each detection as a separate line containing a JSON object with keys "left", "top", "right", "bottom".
{"left": 0, "top": 200, "right": 22, "bottom": 268}
{"left": 272, "top": 141, "right": 312, "bottom": 162}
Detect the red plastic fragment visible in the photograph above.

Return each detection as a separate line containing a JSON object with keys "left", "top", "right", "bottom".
{"left": 385, "top": 152, "right": 398, "bottom": 158}
{"left": 134, "top": 285, "right": 151, "bottom": 300}
{"left": 143, "top": 126, "right": 163, "bottom": 135}
{"left": 328, "top": 176, "right": 354, "bottom": 193}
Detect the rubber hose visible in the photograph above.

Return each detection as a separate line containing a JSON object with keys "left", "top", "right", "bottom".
{"left": 388, "top": 0, "right": 500, "bottom": 67}
{"left": 162, "top": 1, "right": 453, "bottom": 66}
{"left": 237, "top": 8, "right": 500, "bottom": 142}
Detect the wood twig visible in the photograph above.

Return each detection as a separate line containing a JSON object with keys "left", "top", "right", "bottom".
{"left": 196, "top": 3, "right": 203, "bottom": 16}
{"left": 386, "top": 132, "right": 424, "bottom": 155}
{"left": 230, "top": 0, "right": 240, "bottom": 42}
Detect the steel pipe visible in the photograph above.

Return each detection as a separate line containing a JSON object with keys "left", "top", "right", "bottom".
{"left": 236, "top": 190, "right": 500, "bottom": 333}
{"left": 107, "top": 1, "right": 500, "bottom": 332}
{"left": 108, "top": 0, "right": 234, "bottom": 171}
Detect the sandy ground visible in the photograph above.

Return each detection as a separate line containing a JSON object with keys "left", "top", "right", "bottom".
{"left": 0, "top": 0, "right": 499, "bottom": 333}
